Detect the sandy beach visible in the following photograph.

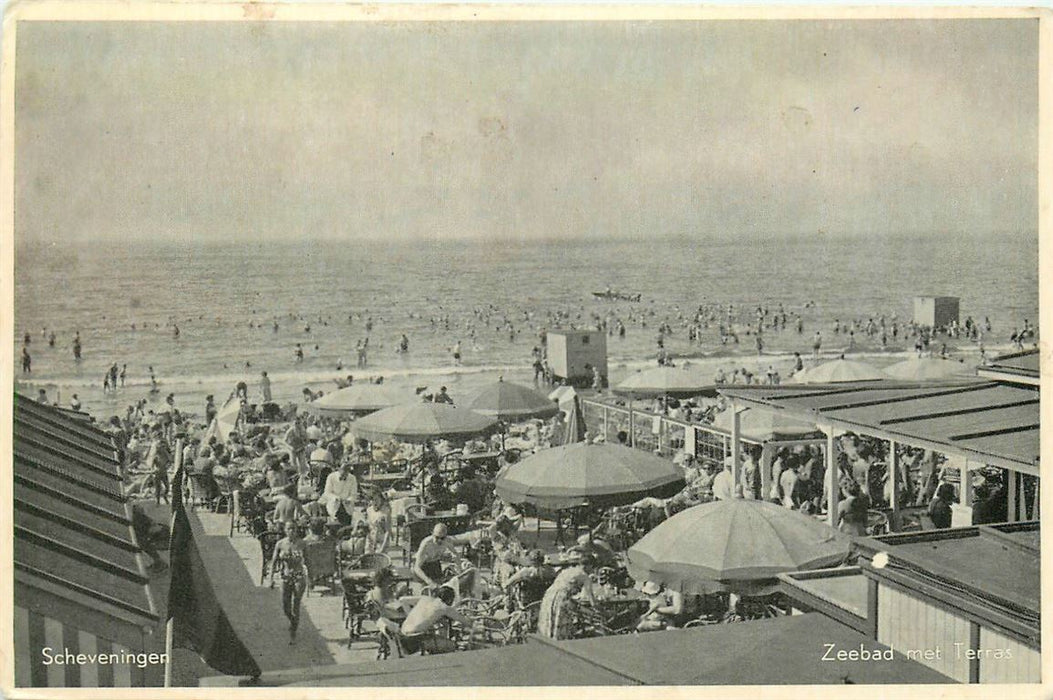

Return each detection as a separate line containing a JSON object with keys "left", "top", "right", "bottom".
{"left": 15, "top": 340, "right": 1013, "bottom": 426}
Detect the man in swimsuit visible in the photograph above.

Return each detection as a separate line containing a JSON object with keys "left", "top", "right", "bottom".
{"left": 400, "top": 586, "right": 473, "bottom": 654}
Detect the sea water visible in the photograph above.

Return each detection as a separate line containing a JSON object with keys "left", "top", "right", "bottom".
{"left": 13, "top": 232, "right": 1039, "bottom": 416}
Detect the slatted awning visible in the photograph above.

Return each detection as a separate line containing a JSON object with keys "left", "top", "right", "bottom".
{"left": 719, "top": 381, "right": 1039, "bottom": 475}
{"left": 977, "top": 349, "right": 1040, "bottom": 386}
{"left": 13, "top": 394, "right": 157, "bottom": 624}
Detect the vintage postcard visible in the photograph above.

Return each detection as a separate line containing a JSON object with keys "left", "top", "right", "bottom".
{"left": 1, "top": 3, "right": 1048, "bottom": 697}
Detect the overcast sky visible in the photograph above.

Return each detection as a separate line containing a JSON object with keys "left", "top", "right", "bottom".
{"left": 14, "top": 19, "right": 1038, "bottom": 243}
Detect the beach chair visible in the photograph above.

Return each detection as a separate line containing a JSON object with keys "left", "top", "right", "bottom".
{"left": 214, "top": 475, "right": 238, "bottom": 521}
{"left": 516, "top": 600, "right": 542, "bottom": 635}
{"left": 186, "top": 473, "right": 216, "bottom": 511}
{"left": 471, "top": 608, "right": 527, "bottom": 647}
{"left": 304, "top": 540, "right": 339, "bottom": 595}
{"left": 376, "top": 624, "right": 408, "bottom": 659}
{"left": 357, "top": 599, "right": 407, "bottom": 656}
{"left": 341, "top": 576, "right": 372, "bottom": 644}
{"left": 232, "top": 490, "right": 267, "bottom": 536}
{"left": 511, "top": 578, "right": 552, "bottom": 611}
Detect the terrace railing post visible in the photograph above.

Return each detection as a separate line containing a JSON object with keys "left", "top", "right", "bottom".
{"left": 889, "top": 440, "right": 900, "bottom": 532}
{"left": 730, "top": 402, "right": 741, "bottom": 497}
{"left": 629, "top": 399, "right": 635, "bottom": 448}
{"left": 823, "top": 426, "right": 839, "bottom": 528}
{"left": 759, "top": 443, "right": 773, "bottom": 501}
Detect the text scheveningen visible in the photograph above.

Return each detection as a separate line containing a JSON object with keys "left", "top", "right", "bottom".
{"left": 41, "top": 647, "right": 167, "bottom": 669}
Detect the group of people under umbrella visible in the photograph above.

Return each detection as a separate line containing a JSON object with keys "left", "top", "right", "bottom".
{"left": 256, "top": 368, "right": 877, "bottom": 652}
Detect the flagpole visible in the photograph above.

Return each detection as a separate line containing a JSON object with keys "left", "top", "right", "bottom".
{"left": 164, "top": 619, "right": 174, "bottom": 687}
{"left": 165, "top": 437, "right": 184, "bottom": 689}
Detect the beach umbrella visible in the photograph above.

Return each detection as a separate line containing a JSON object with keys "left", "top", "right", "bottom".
{"left": 627, "top": 499, "right": 852, "bottom": 595}
{"left": 462, "top": 380, "right": 559, "bottom": 421}
{"left": 615, "top": 364, "right": 712, "bottom": 398}
{"left": 495, "top": 442, "right": 685, "bottom": 510}
{"left": 548, "top": 385, "right": 577, "bottom": 402}
{"left": 791, "top": 358, "right": 887, "bottom": 383}
{"left": 306, "top": 383, "right": 413, "bottom": 417}
{"left": 350, "top": 402, "right": 500, "bottom": 444}
{"left": 710, "top": 406, "right": 820, "bottom": 441}
{"left": 199, "top": 396, "right": 242, "bottom": 454}
{"left": 883, "top": 356, "right": 975, "bottom": 381}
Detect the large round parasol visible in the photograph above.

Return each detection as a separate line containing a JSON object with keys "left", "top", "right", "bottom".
{"left": 495, "top": 442, "right": 685, "bottom": 509}
{"left": 462, "top": 379, "right": 559, "bottom": 421}
{"left": 627, "top": 499, "right": 852, "bottom": 595}
{"left": 883, "top": 356, "right": 975, "bottom": 381}
{"left": 791, "top": 358, "right": 887, "bottom": 383}
{"left": 710, "top": 406, "right": 821, "bottom": 441}
{"left": 350, "top": 402, "right": 500, "bottom": 444}
{"left": 615, "top": 364, "right": 713, "bottom": 398}
{"left": 306, "top": 383, "right": 414, "bottom": 417}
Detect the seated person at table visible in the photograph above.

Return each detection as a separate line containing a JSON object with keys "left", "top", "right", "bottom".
{"left": 265, "top": 457, "right": 289, "bottom": 494}
{"left": 302, "top": 517, "right": 332, "bottom": 544}
{"left": 665, "top": 483, "right": 705, "bottom": 518}
{"left": 400, "top": 586, "right": 473, "bottom": 654}
{"left": 568, "top": 533, "right": 618, "bottom": 569}
{"left": 637, "top": 580, "right": 691, "bottom": 631}
{"left": 319, "top": 462, "right": 358, "bottom": 524}
{"left": 337, "top": 522, "right": 370, "bottom": 561}
{"left": 365, "top": 492, "right": 392, "bottom": 554}
{"left": 366, "top": 566, "right": 406, "bottom": 633}
{"left": 711, "top": 458, "right": 735, "bottom": 501}
{"left": 271, "top": 484, "right": 308, "bottom": 525}
{"left": 450, "top": 468, "right": 489, "bottom": 514}
{"left": 425, "top": 475, "right": 454, "bottom": 512}
{"left": 503, "top": 550, "right": 556, "bottom": 604}
{"left": 413, "top": 523, "right": 462, "bottom": 588}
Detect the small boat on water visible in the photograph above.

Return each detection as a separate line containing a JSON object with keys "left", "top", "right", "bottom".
{"left": 592, "top": 290, "right": 642, "bottom": 302}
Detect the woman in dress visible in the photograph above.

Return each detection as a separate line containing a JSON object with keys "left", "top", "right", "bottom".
{"left": 365, "top": 492, "right": 392, "bottom": 554}
{"left": 536, "top": 554, "right": 596, "bottom": 640}
{"left": 269, "top": 521, "right": 309, "bottom": 643}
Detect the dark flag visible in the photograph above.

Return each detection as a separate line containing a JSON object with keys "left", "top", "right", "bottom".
{"left": 563, "top": 395, "right": 587, "bottom": 445}
{"left": 167, "top": 462, "right": 261, "bottom": 679}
